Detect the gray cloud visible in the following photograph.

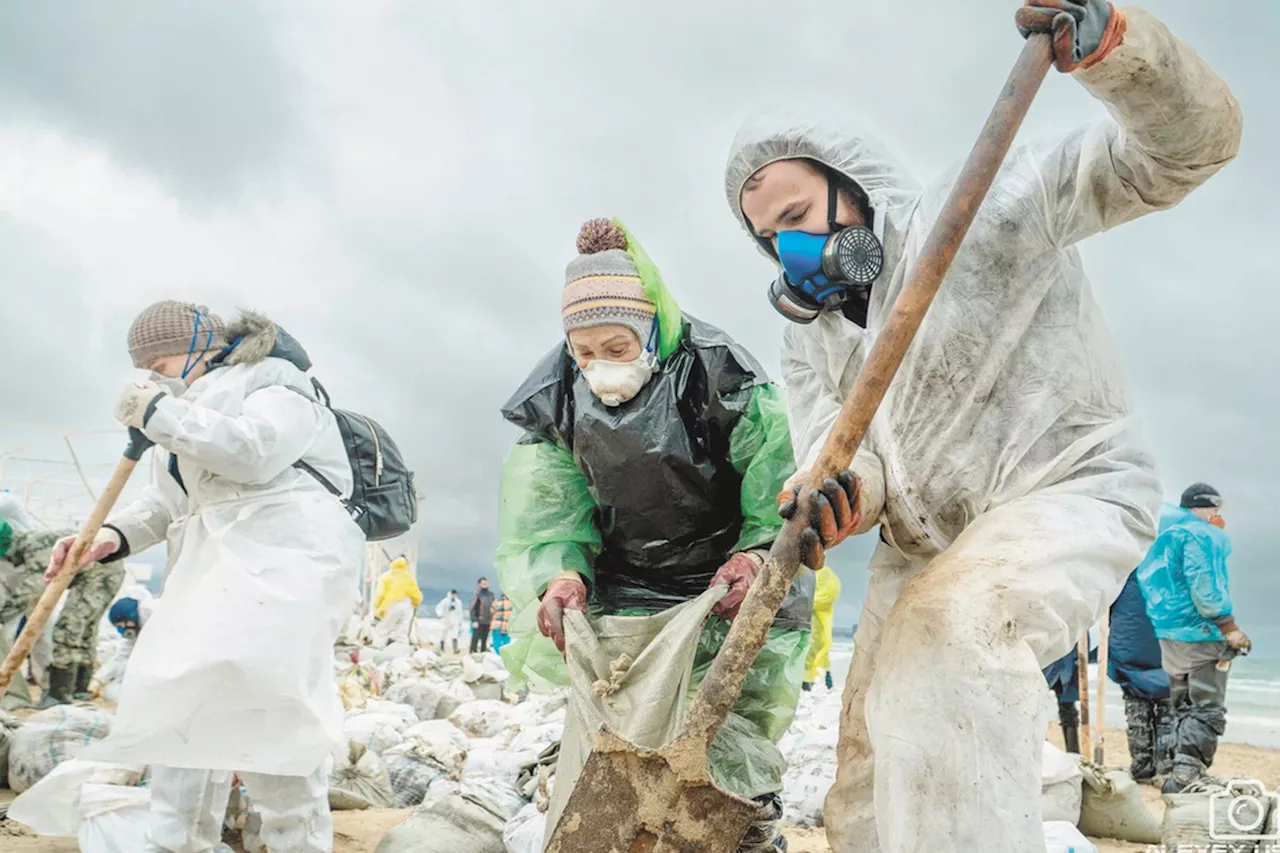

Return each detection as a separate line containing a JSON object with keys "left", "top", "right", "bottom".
{"left": 1, "top": 1, "right": 1276, "bottom": 651}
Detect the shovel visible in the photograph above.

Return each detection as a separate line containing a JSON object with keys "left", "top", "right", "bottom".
{"left": 545, "top": 33, "right": 1055, "bottom": 853}
{"left": 0, "top": 429, "right": 151, "bottom": 695}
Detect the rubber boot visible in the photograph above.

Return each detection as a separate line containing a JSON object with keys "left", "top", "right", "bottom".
{"left": 72, "top": 663, "right": 95, "bottom": 701}
{"left": 825, "top": 671, "right": 834, "bottom": 690}
{"left": 738, "top": 793, "right": 787, "bottom": 853}
{"left": 1162, "top": 754, "right": 1209, "bottom": 794}
{"left": 801, "top": 682, "right": 812, "bottom": 692}
{"left": 36, "top": 665, "right": 75, "bottom": 709}
{"left": 1061, "top": 724, "right": 1080, "bottom": 755}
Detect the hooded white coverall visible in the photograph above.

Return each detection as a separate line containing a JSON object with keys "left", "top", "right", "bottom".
{"left": 82, "top": 313, "right": 364, "bottom": 853}
{"left": 724, "top": 9, "right": 1240, "bottom": 852}
{"left": 436, "top": 594, "right": 465, "bottom": 650}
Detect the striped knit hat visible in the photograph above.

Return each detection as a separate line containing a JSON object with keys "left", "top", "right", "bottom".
{"left": 127, "top": 301, "right": 227, "bottom": 369}
{"left": 561, "top": 219, "right": 657, "bottom": 347}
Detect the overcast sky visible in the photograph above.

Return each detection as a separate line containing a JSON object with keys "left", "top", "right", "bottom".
{"left": 1, "top": 2, "right": 1275, "bottom": 652}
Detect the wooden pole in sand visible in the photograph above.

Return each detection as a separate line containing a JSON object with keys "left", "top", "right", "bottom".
{"left": 1095, "top": 610, "right": 1109, "bottom": 765}
{"left": 1077, "top": 632, "right": 1092, "bottom": 758}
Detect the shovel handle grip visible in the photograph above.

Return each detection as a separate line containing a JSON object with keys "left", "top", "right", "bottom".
{"left": 0, "top": 453, "right": 140, "bottom": 693}
{"left": 679, "top": 34, "right": 1055, "bottom": 754}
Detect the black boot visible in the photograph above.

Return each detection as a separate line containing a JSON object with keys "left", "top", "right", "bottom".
{"left": 1124, "top": 693, "right": 1158, "bottom": 781}
{"left": 1154, "top": 698, "right": 1175, "bottom": 776}
{"left": 1162, "top": 754, "right": 1210, "bottom": 794}
{"left": 36, "top": 665, "right": 75, "bottom": 709}
{"left": 737, "top": 793, "right": 787, "bottom": 853}
{"left": 1062, "top": 724, "right": 1080, "bottom": 755}
{"left": 1058, "top": 701, "right": 1080, "bottom": 754}
{"left": 72, "top": 663, "right": 94, "bottom": 701}
{"left": 801, "top": 682, "right": 812, "bottom": 692}
{"left": 825, "top": 671, "right": 834, "bottom": 690}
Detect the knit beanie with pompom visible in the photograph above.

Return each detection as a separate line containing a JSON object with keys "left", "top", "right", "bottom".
{"left": 127, "top": 300, "right": 227, "bottom": 369}
{"left": 561, "top": 218, "right": 657, "bottom": 348}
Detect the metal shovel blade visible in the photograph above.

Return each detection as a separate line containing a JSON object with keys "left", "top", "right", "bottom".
{"left": 544, "top": 727, "right": 757, "bottom": 853}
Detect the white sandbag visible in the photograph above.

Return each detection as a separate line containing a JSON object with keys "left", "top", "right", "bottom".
{"left": 343, "top": 715, "right": 406, "bottom": 755}
{"left": 330, "top": 741, "right": 397, "bottom": 810}
{"left": 7, "top": 705, "right": 113, "bottom": 793}
{"left": 375, "top": 642, "right": 414, "bottom": 664}
{"left": 382, "top": 736, "right": 468, "bottom": 809}
{"left": 508, "top": 720, "right": 564, "bottom": 755}
{"left": 1077, "top": 760, "right": 1161, "bottom": 844}
{"left": 1043, "top": 820, "right": 1098, "bottom": 853}
{"left": 0, "top": 709, "right": 18, "bottom": 788}
{"left": 376, "top": 776, "right": 525, "bottom": 853}
{"left": 450, "top": 700, "right": 519, "bottom": 739}
{"left": 504, "top": 801, "right": 548, "bottom": 853}
{"left": 77, "top": 783, "right": 152, "bottom": 853}
{"left": 1041, "top": 741, "right": 1084, "bottom": 825}
{"left": 386, "top": 677, "right": 476, "bottom": 721}
{"left": 411, "top": 649, "right": 440, "bottom": 668}
{"left": 403, "top": 719, "right": 470, "bottom": 750}
{"left": 547, "top": 586, "right": 726, "bottom": 841}
{"left": 8, "top": 759, "right": 144, "bottom": 836}
{"left": 351, "top": 699, "right": 419, "bottom": 729}
{"left": 1163, "top": 781, "right": 1274, "bottom": 853}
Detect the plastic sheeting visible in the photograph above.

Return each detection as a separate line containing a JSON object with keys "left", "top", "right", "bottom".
{"left": 76, "top": 783, "right": 152, "bottom": 853}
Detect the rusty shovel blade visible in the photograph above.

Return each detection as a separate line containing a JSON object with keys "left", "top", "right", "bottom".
{"left": 544, "top": 727, "right": 757, "bottom": 853}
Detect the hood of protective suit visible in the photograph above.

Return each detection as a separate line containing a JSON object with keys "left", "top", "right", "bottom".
{"left": 724, "top": 105, "right": 921, "bottom": 264}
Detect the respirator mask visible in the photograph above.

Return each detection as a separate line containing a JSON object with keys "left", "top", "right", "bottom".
{"left": 762, "top": 174, "right": 884, "bottom": 324}
{"left": 580, "top": 319, "right": 661, "bottom": 407}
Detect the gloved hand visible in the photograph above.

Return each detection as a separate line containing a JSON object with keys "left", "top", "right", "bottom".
{"left": 537, "top": 572, "right": 588, "bottom": 655}
{"left": 1217, "top": 618, "right": 1252, "bottom": 653}
{"left": 1015, "top": 0, "right": 1127, "bottom": 73}
{"left": 710, "top": 551, "right": 765, "bottom": 621}
{"left": 45, "top": 528, "right": 121, "bottom": 582}
{"left": 114, "top": 381, "right": 165, "bottom": 430}
{"left": 778, "top": 470, "right": 861, "bottom": 570}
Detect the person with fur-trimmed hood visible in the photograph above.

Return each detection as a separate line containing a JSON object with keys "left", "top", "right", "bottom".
{"left": 45, "top": 301, "right": 362, "bottom": 853}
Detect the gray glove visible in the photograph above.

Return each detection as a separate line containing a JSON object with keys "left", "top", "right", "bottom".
{"left": 1016, "top": 0, "right": 1121, "bottom": 73}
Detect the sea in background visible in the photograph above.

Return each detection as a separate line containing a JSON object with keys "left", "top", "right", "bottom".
{"left": 826, "top": 639, "right": 1280, "bottom": 749}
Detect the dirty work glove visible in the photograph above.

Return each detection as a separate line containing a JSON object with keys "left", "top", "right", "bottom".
{"left": 1015, "top": 0, "right": 1127, "bottom": 73}
{"left": 537, "top": 572, "right": 587, "bottom": 655}
{"left": 45, "top": 528, "right": 122, "bottom": 582}
{"left": 1216, "top": 618, "right": 1252, "bottom": 653}
{"left": 709, "top": 551, "right": 765, "bottom": 621}
{"left": 114, "top": 381, "right": 166, "bottom": 430}
{"left": 778, "top": 470, "right": 861, "bottom": 570}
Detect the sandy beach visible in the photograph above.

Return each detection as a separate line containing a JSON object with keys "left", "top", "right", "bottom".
{"left": 6, "top": 725, "right": 1279, "bottom": 853}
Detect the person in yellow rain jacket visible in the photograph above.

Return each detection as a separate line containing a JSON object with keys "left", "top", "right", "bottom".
{"left": 804, "top": 566, "right": 842, "bottom": 691}
{"left": 373, "top": 557, "right": 423, "bottom": 647}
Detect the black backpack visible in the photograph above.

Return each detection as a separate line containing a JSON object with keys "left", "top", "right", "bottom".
{"left": 294, "top": 378, "right": 418, "bottom": 541}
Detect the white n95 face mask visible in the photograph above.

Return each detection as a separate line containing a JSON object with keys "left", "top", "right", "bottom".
{"left": 582, "top": 355, "right": 658, "bottom": 407}
{"left": 148, "top": 371, "right": 188, "bottom": 397}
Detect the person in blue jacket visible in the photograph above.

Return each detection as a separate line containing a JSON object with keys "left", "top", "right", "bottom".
{"left": 1136, "top": 483, "right": 1251, "bottom": 793}
{"left": 1109, "top": 570, "right": 1172, "bottom": 782}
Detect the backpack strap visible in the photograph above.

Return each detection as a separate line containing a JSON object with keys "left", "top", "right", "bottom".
{"left": 294, "top": 459, "right": 342, "bottom": 497}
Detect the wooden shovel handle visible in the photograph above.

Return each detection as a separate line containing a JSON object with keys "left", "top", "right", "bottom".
{"left": 0, "top": 450, "right": 141, "bottom": 693}
{"left": 678, "top": 34, "right": 1055, "bottom": 756}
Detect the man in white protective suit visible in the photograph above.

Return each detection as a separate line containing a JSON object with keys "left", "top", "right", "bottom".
{"left": 46, "top": 301, "right": 363, "bottom": 853}
{"left": 722, "top": 3, "right": 1240, "bottom": 851}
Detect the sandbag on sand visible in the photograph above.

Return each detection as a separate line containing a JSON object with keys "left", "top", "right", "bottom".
{"left": 1041, "top": 742, "right": 1083, "bottom": 825}
{"left": 1163, "top": 780, "right": 1278, "bottom": 853}
{"left": 330, "top": 741, "right": 396, "bottom": 810}
{"left": 382, "top": 736, "right": 469, "bottom": 808}
{"left": 7, "top": 705, "right": 113, "bottom": 793}
{"left": 1077, "top": 760, "right": 1161, "bottom": 844}
{"left": 376, "top": 776, "right": 525, "bottom": 853}
{"left": 386, "top": 677, "right": 475, "bottom": 721}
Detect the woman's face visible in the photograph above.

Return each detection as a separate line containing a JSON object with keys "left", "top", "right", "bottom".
{"left": 739, "top": 159, "right": 866, "bottom": 247}
{"left": 148, "top": 352, "right": 210, "bottom": 385}
{"left": 567, "top": 324, "right": 642, "bottom": 370}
